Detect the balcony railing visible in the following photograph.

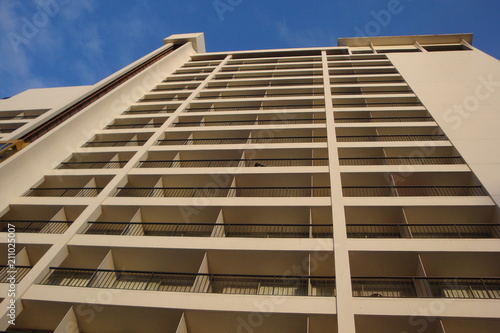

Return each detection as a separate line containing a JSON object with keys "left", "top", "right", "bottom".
{"left": 164, "top": 77, "right": 207, "bottom": 82}
{"left": 330, "top": 79, "right": 406, "bottom": 84}
{"left": 83, "top": 222, "right": 333, "bottom": 238}
{"left": 138, "top": 158, "right": 329, "bottom": 168}
{"left": 105, "top": 123, "right": 163, "bottom": 129}
{"left": 24, "top": 187, "right": 104, "bottom": 197}
{"left": 139, "top": 97, "right": 187, "bottom": 102}
{"left": 329, "top": 69, "right": 398, "bottom": 75}
{"left": 58, "top": 161, "right": 128, "bottom": 169}
{"left": 339, "top": 156, "right": 465, "bottom": 165}
{"left": 0, "top": 115, "right": 38, "bottom": 120}
{"left": 173, "top": 118, "right": 326, "bottom": 127}
{"left": 157, "top": 136, "right": 327, "bottom": 146}
{"left": 115, "top": 186, "right": 331, "bottom": 197}
{"left": 334, "top": 116, "right": 433, "bottom": 123}
{"left": 220, "top": 66, "right": 322, "bottom": 72}
{"left": 0, "top": 265, "right": 32, "bottom": 283}
{"left": 184, "top": 105, "right": 325, "bottom": 112}
{"left": 206, "top": 82, "right": 322, "bottom": 89}
{"left": 342, "top": 186, "right": 488, "bottom": 197}
{"left": 215, "top": 73, "right": 323, "bottom": 79}
{"left": 346, "top": 223, "right": 500, "bottom": 238}
{"left": 352, "top": 277, "right": 500, "bottom": 299}
{"left": 123, "top": 109, "right": 177, "bottom": 115}
{"left": 83, "top": 140, "right": 148, "bottom": 147}
{"left": 0, "top": 220, "right": 72, "bottom": 234}
{"left": 196, "top": 93, "right": 322, "bottom": 100}
{"left": 337, "top": 134, "right": 447, "bottom": 142}
{"left": 331, "top": 91, "right": 412, "bottom": 95}
{"left": 40, "top": 267, "right": 336, "bottom": 297}
{"left": 332, "top": 102, "right": 423, "bottom": 108}
{"left": 153, "top": 88, "right": 196, "bottom": 93}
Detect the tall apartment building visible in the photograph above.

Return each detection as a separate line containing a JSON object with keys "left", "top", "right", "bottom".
{"left": 0, "top": 32, "right": 499, "bottom": 333}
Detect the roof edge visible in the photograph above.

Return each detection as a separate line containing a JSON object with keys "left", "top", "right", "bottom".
{"left": 338, "top": 33, "right": 474, "bottom": 47}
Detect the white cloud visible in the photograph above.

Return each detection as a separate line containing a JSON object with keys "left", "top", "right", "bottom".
{"left": 58, "top": 0, "right": 96, "bottom": 21}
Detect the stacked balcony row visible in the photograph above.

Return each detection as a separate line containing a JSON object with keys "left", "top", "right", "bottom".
{"left": 57, "top": 146, "right": 465, "bottom": 170}
{"left": 19, "top": 169, "right": 487, "bottom": 199}
{"left": 6, "top": 302, "right": 500, "bottom": 333}
{"left": 3, "top": 204, "right": 497, "bottom": 239}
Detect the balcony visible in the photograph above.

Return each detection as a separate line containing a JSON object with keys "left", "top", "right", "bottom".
{"left": 84, "top": 140, "right": 148, "bottom": 147}
{"left": 344, "top": 205, "right": 498, "bottom": 238}
{"left": 330, "top": 77, "right": 406, "bottom": 85}
{"left": 139, "top": 93, "right": 190, "bottom": 102}
{"left": 87, "top": 205, "right": 332, "bottom": 239}
{"left": 329, "top": 67, "right": 398, "bottom": 75}
{"left": 115, "top": 174, "right": 330, "bottom": 198}
{"left": 153, "top": 82, "right": 200, "bottom": 91}
{"left": 220, "top": 63, "right": 322, "bottom": 72}
{"left": 0, "top": 220, "right": 72, "bottom": 234}
{"left": 83, "top": 222, "right": 333, "bottom": 238}
{"left": 335, "top": 116, "right": 432, "bottom": 123}
{"left": 41, "top": 245, "right": 335, "bottom": 299}
{"left": 328, "top": 60, "right": 391, "bottom": 67}
{"left": 0, "top": 123, "right": 24, "bottom": 133}
{"left": 347, "top": 223, "right": 500, "bottom": 238}
{"left": 0, "top": 265, "right": 32, "bottom": 283}
{"left": 206, "top": 79, "right": 323, "bottom": 89}
{"left": 338, "top": 147, "right": 465, "bottom": 165}
{"left": 350, "top": 251, "right": 500, "bottom": 300}
{"left": 228, "top": 55, "right": 322, "bottom": 65}
{"left": 115, "top": 186, "right": 330, "bottom": 198}
{"left": 138, "top": 158, "right": 329, "bottom": 168}
{"left": 0, "top": 109, "right": 49, "bottom": 120}
{"left": 24, "top": 187, "right": 103, "bottom": 197}
{"left": 184, "top": 101, "right": 325, "bottom": 113}
{"left": 163, "top": 75, "right": 208, "bottom": 83}
{"left": 83, "top": 133, "right": 153, "bottom": 148}
{"left": 332, "top": 102, "right": 422, "bottom": 108}
{"left": 173, "top": 117, "right": 326, "bottom": 127}
{"left": 339, "top": 156, "right": 465, "bottom": 166}
{"left": 342, "top": 185, "right": 487, "bottom": 197}
{"left": 337, "top": 134, "right": 446, "bottom": 142}
{"left": 355, "top": 315, "right": 500, "bottom": 333}
{"left": 57, "top": 152, "right": 134, "bottom": 169}
{"left": 40, "top": 267, "right": 336, "bottom": 297}
{"left": 105, "top": 117, "right": 168, "bottom": 130}
{"left": 0, "top": 243, "right": 50, "bottom": 275}
{"left": 158, "top": 135, "right": 327, "bottom": 146}
{"left": 214, "top": 70, "right": 323, "bottom": 80}
{"left": 341, "top": 171, "right": 487, "bottom": 197}
{"left": 196, "top": 90, "right": 323, "bottom": 100}
{"left": 23, "top": 175, "right": 113, "bottom": 197}
{"left": 7, "top": 303, "right": 340, "bottom": 333}
{"left": 123, "top": 104, "right": 180, "bottom": 115}
{"left": 351, "top": 277, "right": 500, "bottom": 299}
{"left": 336, "top": 126, "right": 447, "bottom": 142}
{"left": 331, "top": 88, "right": 413, "bottom": 97}
{"left": 0, "top": 205, "right": 84, "bottom": 234}
{"left": 58, "top": 161, "right": 127, "bottom": 169}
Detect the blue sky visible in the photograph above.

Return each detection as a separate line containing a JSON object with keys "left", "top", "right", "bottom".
{"left": 1, "top": 0, "right": 499, "bottom": 98}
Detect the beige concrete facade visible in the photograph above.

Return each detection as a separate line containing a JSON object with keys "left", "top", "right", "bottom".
{"left": 0, "top": 32, "right": 499, "bottom": 332}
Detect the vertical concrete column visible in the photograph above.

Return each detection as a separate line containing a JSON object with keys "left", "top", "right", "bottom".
{"left": 320, "top": 51, "right": 356, "bottom": 333}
